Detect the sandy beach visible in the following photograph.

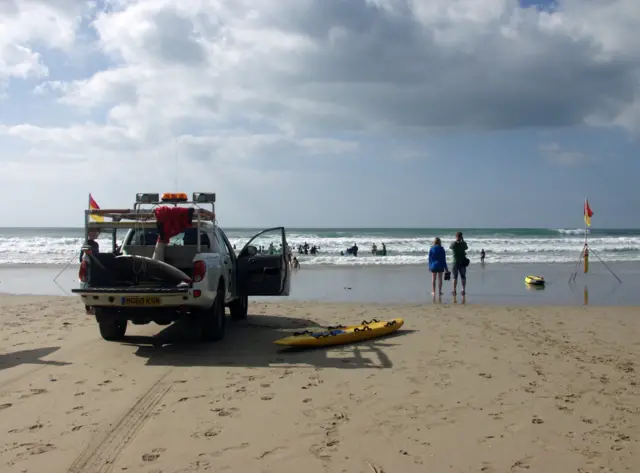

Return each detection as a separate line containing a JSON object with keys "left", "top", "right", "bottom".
{"left": 0, "top": 295, "right": 637, "bottom": 473}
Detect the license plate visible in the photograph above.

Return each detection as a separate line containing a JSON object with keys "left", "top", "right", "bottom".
{"left": 120, "top": 296, "right": 161, "bottom": 306}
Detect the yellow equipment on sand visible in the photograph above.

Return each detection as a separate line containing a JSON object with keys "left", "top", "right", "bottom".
{"left": 274, "top": 318, "right": 404, "bottom": 347}
{"left": 525, "top": 275, "right": 545, "bottom": 286}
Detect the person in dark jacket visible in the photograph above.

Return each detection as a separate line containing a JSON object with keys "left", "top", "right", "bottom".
{"left": 428, "top": 237, "right": 448, "bottom": 295}
{"left": 450, "top": 231, "right": 469, "bottom": 295}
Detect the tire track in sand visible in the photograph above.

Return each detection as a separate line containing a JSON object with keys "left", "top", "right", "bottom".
{"left": 67, "top": 369, "right": 175, "bottom": 473}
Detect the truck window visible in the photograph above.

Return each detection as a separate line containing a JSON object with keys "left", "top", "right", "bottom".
{"left": 216, "top": 229, "right": 234, "bottom": 257}
{"left": 170, "top": 229, "right": 218, "bottom": 251}
{"left": 127, "top": 228, "right": 216, "bottom": 250}
{"left": 128, "top": 229, "right": 159, "bottom": 246}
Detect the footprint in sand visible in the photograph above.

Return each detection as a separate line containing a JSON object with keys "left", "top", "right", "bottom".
{"left": 66, "top": 405, "right": 84, "bottom": 414}
{"left": 16, "top": 442, "right": 56, "bottom": 458}
{"left": 8, "top": 422, "right": 44, "bottom": 434}
{"left": 210, "top": 443, "right": 250, "bottom": 457}
{"left": 261, "top": 395, "right": 274, "bottom": 401}
{"left": 19, "top": 388, "right": 48, "bottom": 399}
{"left": 142, "top": 453, "right": 160, "bottom": 462}
{"left": 191, "top": 427, "right": 222, "bottom": 439}
{"left": 212, "top": 407, "right": 239, "bottom": 417}
{"left": 511, "top": 457, "right": 532, "bottom": 470}
{"left": 0, "top": 403, "right": 12, "bottom": 410}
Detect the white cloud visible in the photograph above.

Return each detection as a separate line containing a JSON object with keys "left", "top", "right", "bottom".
{"left": 27, "top": 0, "right": 640, "bottom": 134}
{"left": 1, "top": 0, "right": 640, "bottom": 224}
{"left": 0, "top": 0, "right": 90, "bottom": 87}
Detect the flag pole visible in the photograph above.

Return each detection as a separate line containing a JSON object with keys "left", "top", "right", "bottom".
{"left": 570, "top": 197, "right": 622, "bottom": 284}
{"left": 85, "top": 193, "right": 90, "bottom": 242}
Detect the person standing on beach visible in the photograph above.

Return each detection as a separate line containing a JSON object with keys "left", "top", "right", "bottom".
{"left": 428, "top": 237, "right": 448, "bottom": 295}
{"left": 450, "top": 231, "right": 469, "bottom": 296}
{"left": 79, "top": 232, "right": 100, "bottom": 263}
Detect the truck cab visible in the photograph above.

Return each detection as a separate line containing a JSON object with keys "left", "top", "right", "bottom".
{"left": 72, "top": 192, "right": 290, "bottom": 343}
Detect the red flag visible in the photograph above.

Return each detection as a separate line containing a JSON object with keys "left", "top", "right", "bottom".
{"left": 89, "top": 194, "right": 100, "bottom": 210}
{"left": 584, "top": 198, "right": 593, "bottom": 227}
{"left": 89, "top": 194, "right": 104, "bottom": 222}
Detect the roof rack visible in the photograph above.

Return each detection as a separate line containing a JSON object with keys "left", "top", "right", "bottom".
{"left": 84, "top": 193, "right": 216, "bottom": 232}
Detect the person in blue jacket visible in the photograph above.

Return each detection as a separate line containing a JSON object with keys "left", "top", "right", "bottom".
{"left": 428, "top": 237, "right": 449, "bottom": 295}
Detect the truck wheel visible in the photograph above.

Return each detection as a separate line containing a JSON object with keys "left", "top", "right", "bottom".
{"left": 229, "top": 294, "right": 249, "bottom": 320}
{"left": 201, "top": 285, "right": 226, "bottom": 342}
{"left": 98, "top": 318, "right": 128, "bottom": 341}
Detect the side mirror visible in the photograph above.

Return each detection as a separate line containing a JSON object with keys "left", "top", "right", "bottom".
{"left": 243, "top": 245, "right": 258, "bottom": 257}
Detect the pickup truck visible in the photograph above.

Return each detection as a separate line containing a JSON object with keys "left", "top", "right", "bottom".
{"left": 71, "top": 192, "right": 290, "bottom": 342}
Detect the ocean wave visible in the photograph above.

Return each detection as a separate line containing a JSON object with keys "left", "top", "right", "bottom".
{"left": 1, "top": 231, "right": 640, "bottom": 266}
{"left": 554, "top": 228, "right": 590, "bottom": 235}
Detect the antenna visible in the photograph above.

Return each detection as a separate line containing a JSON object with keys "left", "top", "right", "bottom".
{"left": 174, "top": 137, "right": 179, "bottom": 192}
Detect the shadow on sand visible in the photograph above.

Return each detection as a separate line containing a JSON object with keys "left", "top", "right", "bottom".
{"left": 122, "top": 313, "right": 417, "bottom": 369}
{"left": 0, "top": 346, "right": 71, "bottom": 372}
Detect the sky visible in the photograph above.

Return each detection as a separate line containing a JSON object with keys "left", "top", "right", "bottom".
{"left": 1, "top": 0, "right": 639, "bottom": 229}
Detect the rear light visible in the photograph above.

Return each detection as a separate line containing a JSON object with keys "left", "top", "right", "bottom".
{"left": 193, "top": 261, "right": 206, "bottom": 282}
{"left": 193, "top": 289, "right": 201, "bottom": 298}
{"left": 79, "top": 260, "right": 88, "bottom": 282}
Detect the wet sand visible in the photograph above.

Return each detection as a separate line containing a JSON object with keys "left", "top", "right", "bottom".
{"left": 0, "top": 296, "right": 637, "bottom": 473}
{"left": 1, "top": 261, "right": 639, "bottom": 306}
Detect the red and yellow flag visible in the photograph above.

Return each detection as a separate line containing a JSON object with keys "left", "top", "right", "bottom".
{"left": 584, "top": 198, "right": 593, "bottom": 227}
{"left": 89, "top": 193, "right": 104, "bottom": 222}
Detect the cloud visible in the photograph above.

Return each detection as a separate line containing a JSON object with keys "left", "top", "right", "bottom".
{"left": 0, "top": 0, "right": 90, "bottom": 88}
{"left": 1, "top": 0, "right": 639, "bottom": 224}
{"left": 539, "top": 142, "right": 595, "bottom": 166}
{"left": 20, "top": 1, "right": 639, "bottom": 136}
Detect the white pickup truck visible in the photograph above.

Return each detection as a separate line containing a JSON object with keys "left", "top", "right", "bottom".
{"left": 71, "top": 192, "right": 290, "bottom": 342}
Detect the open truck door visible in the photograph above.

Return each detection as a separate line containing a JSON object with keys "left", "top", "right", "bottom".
{"left": 237, "top": 227, "right": 290, "bottom": 296}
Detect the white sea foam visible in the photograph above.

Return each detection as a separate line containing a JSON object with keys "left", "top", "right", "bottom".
{"left": 2, "top": 230, "right": 639, "bottom": 266}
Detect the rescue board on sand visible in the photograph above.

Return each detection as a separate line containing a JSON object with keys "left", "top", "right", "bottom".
{"left": 274, "top": 318, "right": 404, "bottom": 347}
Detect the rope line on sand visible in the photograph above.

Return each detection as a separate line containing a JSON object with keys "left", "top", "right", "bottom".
{"left": 52, "top": 254, "right": 77, "bottom": 295}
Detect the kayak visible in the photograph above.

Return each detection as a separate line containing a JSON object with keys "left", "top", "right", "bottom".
{"left": 274, "top": 318, "right": 404, "bottom": 347}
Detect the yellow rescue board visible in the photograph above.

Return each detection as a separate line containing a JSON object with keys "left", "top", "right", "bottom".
{"left": 525, "top": 275, "right": 545, "bottom": 286}
{"left": 274, "top": 318, "right": 404, "bottom": 347}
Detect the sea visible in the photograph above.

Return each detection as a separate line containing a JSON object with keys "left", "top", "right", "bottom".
{"left": 1, "top": 227, "right": 639, "bottom": 267}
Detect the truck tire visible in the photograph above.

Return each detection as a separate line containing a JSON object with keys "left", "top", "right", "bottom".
{"left": 201, "top": 284, "right": 226, "bottom": 342}
{"left": 98, "top": 318, "right": 128, "bottom": 341}
{"left": 229, "top": 294, "right": 249, "bottom": 320}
